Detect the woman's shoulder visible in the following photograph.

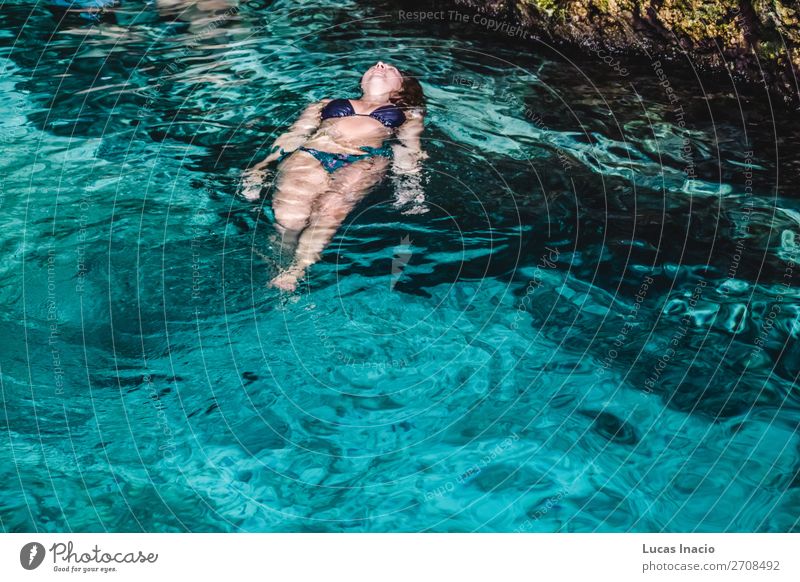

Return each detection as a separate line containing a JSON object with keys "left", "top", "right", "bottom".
{"left": 313, "top": 97, "right": 345, "bottom": 108}
{"left": 401, "top": 105, "right": 424, "bottom": 120}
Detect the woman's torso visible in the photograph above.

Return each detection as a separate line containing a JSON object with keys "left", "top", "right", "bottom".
{"left": 302, "top": 98, "right": 402, "bottom": 155}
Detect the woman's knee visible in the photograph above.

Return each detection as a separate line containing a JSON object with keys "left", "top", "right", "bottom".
{"left": 273, "top": 206, "right": 308, "bottom": 231}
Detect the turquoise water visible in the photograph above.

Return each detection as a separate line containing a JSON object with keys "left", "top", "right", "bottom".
{"left": 1, "top": 0, "right": 798, "bottom": 532}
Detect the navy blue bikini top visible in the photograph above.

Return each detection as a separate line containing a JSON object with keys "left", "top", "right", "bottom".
{"left": 321, "top": 98, "right": 406, "bottom": 128}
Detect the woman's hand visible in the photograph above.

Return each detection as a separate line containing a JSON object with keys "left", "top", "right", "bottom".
{"left": 239, "top": 143, "right": 288, "bottom": 200}
{"left": 240, "top": 167, "right": 268, "bottom": 201}
{"left": 391, "top": 170, "right": 429, "bottom": 215}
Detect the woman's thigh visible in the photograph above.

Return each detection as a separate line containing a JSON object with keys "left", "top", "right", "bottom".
{"left": 312, "top": 155, "right": 390, "bottom": 219}
{"left": 271, "top": 150, "right": 331, "bottom": 230}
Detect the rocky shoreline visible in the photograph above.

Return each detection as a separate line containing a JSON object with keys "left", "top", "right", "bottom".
{"left": 425, "top": 0, "right": 799, "bottom": 106}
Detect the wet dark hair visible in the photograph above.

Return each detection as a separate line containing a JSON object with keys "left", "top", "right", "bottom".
{"left": 389, "top": 69, "right": 425, "bottom": 114}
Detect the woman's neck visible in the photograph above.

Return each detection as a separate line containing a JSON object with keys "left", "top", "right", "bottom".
{"left": 360, "top": 91, "right": 392, "bottom": 104}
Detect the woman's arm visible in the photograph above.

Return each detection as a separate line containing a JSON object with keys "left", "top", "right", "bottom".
{"left": 255, "top": 98, "right": 331, "bottom": 168}
{"left": 390, "top": 108, "right": 429, "bottom": 213}
{"left": 391, "top": 108, "right": 427, "bottom": 175}
{"left": 240, "top": 99, "right": 330, "bottom": 200}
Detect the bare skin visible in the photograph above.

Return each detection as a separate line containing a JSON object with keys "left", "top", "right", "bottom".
{"left": 242, "top": 61, "right": 427, "bottom": 291}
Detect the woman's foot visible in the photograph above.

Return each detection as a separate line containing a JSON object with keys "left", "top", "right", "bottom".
{"left": 269, "top": 265, "right": 306, "bottom": 292}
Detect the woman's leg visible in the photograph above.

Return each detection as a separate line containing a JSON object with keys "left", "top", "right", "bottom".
{"left": 270, "top": 155, "right": 389, "bottom": 291}
{"left": 270, "top": 150, "right": 331, "bottom": 260}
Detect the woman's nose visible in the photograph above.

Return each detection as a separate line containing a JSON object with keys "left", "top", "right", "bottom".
{"left": 376, "top": 61, "right": 385, "bottom": 69}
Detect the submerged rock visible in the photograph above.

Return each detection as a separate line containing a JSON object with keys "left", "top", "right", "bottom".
{"left": 427, "top": 0, "right": 799, "bottom": 104}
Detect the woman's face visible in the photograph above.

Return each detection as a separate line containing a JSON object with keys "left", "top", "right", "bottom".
{"left": 361, "top": 61, "right": 403, "bottom": 97}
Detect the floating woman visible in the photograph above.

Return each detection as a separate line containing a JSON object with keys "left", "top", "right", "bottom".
{"left": 241, "top": 61, "right": 427, "bottom": 292}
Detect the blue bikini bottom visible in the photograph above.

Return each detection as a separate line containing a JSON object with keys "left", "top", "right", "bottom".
{"left": 296, "top": 145, "right": 392, "bottom": 174}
